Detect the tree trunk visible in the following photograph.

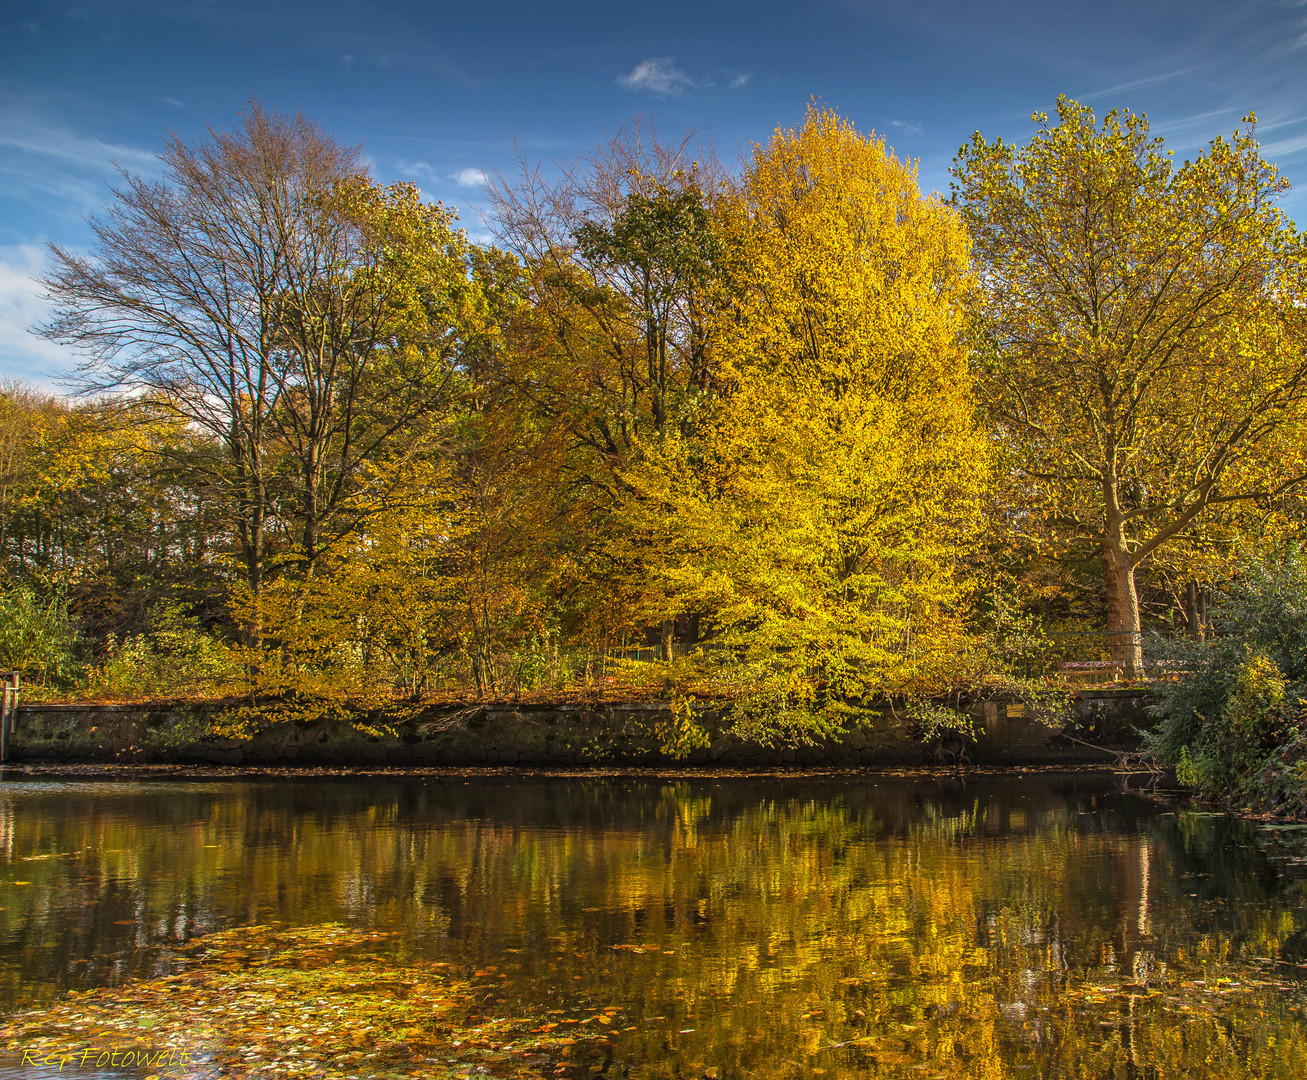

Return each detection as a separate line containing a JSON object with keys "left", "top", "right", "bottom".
{"left": 1102, "top": 541, "right": 1144, "bottom": 680}
{"left": 245, "top": 481, "right": 265, "bottom": 651}
{"left": 1184, "top": 580, "right": 1203, "bottom": 640}
{"left": 1102, "top": 543, "right": 1121, "bottom": 655}
{"left": 302, "top": 444, "right": 320, "bottom": 582}
{"left": 659, "top": 619, "right": 675, "bottom": 662}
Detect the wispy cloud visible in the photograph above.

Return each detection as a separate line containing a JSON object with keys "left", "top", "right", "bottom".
{"left": 730, "top": 73, "right": 751, "bottom": 89}
{"left": 617, "top": 57, "right": 695, "bottom": 98}
{"left": 156, "top": 96, "right": 184, "bottom": 108}
{"left": 394, "top": 161, "right": 488, "bottom": 191}
{"left": 0, "top": 115, "right": 156, "bottom": 175}
{"left": 1148, "top": 107, "right": 1240, "bottom": 147}
{"left": 0, "top": 245, "right": 77, "bottom": 388}
{"left": 0, "top": 111, "right": 157, "bottom": 219}
{"left": 889, "top": 119, "right": 924, "bottom": 135}
{"left": 451, "top": 167, "right": 487, "bottom": 188}
{"left": 1084, "top": 64, "right": 1210, "bottom": 100}
{"left": 1261, "top": 127, "right": 1307, "bottom": 159}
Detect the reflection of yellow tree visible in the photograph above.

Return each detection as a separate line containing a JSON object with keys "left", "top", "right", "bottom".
{"left": 2, "top": 785, "right": 1305, "bottom": 1078}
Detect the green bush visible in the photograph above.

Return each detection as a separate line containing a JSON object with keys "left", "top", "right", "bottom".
{"left": 1148, "top": 556, "right": 1307, "bottom": 815}
{"left": 0, "top": 579, "right": 82, "bottom": 689}
{"left": 90, "top": 602, "right": 236, "bottom": 699}
{"left": 904, "top": 699, "right": 977, "bottom": 744}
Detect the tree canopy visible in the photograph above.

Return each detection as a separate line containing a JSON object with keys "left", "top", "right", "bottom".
{"left": 11, "top": 99, "right": 1307, "bottom": 739}
{"left": 621, "top": 107, "right": 988, "bottom": 742}
{"left": 953, "top": 96, "right": 1307, "bottom": 677}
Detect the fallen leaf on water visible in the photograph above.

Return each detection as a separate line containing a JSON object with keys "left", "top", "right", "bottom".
{"left": 0, "top": 923, "right": 602, "bottom": 1080}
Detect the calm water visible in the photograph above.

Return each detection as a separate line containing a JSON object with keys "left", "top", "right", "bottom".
{"left": 2, "top": 771, "right": 1306, "bottom": 1078}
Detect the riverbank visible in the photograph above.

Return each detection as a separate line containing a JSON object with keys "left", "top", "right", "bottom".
{"left": 7, "top": 687, "right": 1150, "bottom": 768}
{"left": 0, "top": 762, "right": 1165, "bottom": 783}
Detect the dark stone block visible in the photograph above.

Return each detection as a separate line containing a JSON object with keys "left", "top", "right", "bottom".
{"left": 205, "top": 746, "right": 242, "bottom": 764}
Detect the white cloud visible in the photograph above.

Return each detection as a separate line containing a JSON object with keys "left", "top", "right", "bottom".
{"left": 617, "top": 57, "right": 695, "bottom": 98}
{"left": 0, "top": 246, "right": 77, "bottom": 388}
{"left": 889, "top": 119, "right": 924, "bottom": 135}
{"left": 395, "top": 161, "right": 488, "bottom": 191}
{"left": 1261, "top": 128, "right": 1307, "bottom": 158}
{"left": 452, "top": 167, "right": 487, "bottom": 188}
{"left": 730, "top": 73, "right": 751, "bottom": 89}
{"left": 156, "top": 96, "right": 184, "bottom": 108}
{"left": 0, "top": 114, "right": 156, "bottom": 175}
{"left": 395, "top": 160, "right": 438, "bottom": 182}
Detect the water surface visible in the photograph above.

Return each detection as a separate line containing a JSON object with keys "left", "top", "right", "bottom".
{"left": 1, "top": 771, "right": 1305, "bottom": 1078}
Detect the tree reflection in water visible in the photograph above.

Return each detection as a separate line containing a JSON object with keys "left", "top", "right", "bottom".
{"left": 0, "top": 773, "right": 1305, "bottom": 1078}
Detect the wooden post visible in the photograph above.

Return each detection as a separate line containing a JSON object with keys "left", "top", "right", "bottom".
{"left": 0, "top": 671, "right": 17, "bottom": 764}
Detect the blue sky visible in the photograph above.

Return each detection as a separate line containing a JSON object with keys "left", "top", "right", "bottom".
{"left": 4, "top": 0, "right": 1307, "bottom": 387}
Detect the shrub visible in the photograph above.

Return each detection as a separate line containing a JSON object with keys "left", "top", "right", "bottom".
{"left": 1147, "top": 555, "right": 1307, "bottom": 815}
{"left": 90, "top": 602, "right": 237, "bottom": 699}
{"left": 0, "top": 579, "right": 82, "bottom": 689}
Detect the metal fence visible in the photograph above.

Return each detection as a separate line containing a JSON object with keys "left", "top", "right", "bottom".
{"left": 1016, "top": 629, "right": 1212, "bottom": 685}
{"left": 433, "top": 628, "right": 1209, "bottom": 695}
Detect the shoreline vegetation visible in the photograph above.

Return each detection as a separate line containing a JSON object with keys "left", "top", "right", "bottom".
{"left": 3, "top": 696, "right": 1117, "bottom": 770}
{"left": 4, "top": 98, "right": 1307, "bottom": 816}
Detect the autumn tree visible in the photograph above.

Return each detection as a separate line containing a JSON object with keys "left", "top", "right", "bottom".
{"left": 0, "top": 395, "right": 220, "bottom": 637}
{"left": 41, "top": 107, "right": 352, "bottom": 611}
{"left": 632, "top": 107, "right": 988, "bottom": 741}
{"left": 0, "top": 381, "right": 61, "bottom": 561}
{"left": 953, "top": 98, "right": 1307, "bottom": 677}
{"left": 40, "top": 105, "right": 472, "bottom": 622}
{"left": 481, "top": 127, "right": 730, "bottom": 654}
{"left": 487, "top": 121, "right": 726, "bottom": 467}
{"left": 258, "top": 178, "right": 472, "bottom": 579}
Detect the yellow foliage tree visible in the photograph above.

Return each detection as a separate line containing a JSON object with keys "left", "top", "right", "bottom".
{"left": 628, "top": 106, "right": 989, "bottom": 743}
{"left": 953, "top": 98, "right": 1307, "bottom": 677}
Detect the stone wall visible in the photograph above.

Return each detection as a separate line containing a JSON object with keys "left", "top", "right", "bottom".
{"left": 8, "top": 689, "right": 1150, "bottom": 768}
